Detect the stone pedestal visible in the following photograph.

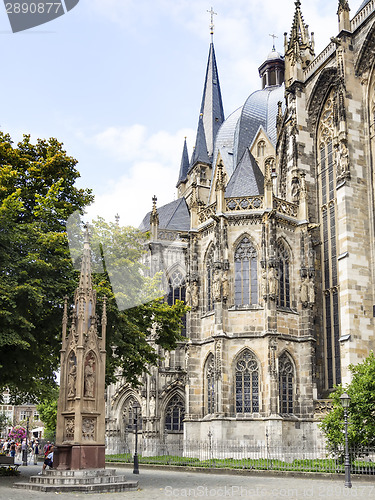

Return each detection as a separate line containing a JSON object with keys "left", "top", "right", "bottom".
{"left": 14, "top": 469, "right": 138, "bottom": 493}
{"left": 54, "top": 444, "right": 106, "bottom": 470}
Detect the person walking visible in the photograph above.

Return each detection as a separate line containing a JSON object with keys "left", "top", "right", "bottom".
{"left": 32, "top": 440, "right": 39, "bottom": 465}
{"left": 38, "top": 446, "right": 54, "bottom": 475}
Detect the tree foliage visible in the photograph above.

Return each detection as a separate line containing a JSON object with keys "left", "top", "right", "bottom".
{"left": 0, "top": 131, "right": 188, "bottom": 400}
{"left": 320, "top": 352, "right": 375, "bottom": 453}
{"left": 37, "top": 389, "right": 59, "bottom": 440}
{"left": 87, "top": 217, "right": 188, "bottom": 387}
{"left": 0, "top": 132, "right": 93, "bottom": 402}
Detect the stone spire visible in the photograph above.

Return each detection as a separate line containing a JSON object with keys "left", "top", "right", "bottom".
{"left": 337, "top": 0, "right": 350, "bottom": 32}
{"left": 284, "top": 0, "right": 315, "bottom": 87}
{"left": 176, "top": 137, "right": 190, "bottom": 187}
{"left": 190, "top": 41, "right": 224, "bottom": 166}
{"left": 55, "top": 225, "right": 107, "bottom": 471}
{"left": 150, "top": 195, "right": 159, "bottom": 241}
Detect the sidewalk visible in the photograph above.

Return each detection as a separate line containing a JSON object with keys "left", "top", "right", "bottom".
{"left": 1, "top": 463, "right": 375, "bottom": 499}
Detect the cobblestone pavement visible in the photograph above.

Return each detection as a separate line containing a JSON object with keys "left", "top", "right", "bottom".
{"left": 1, "top": 464, "right": 375, "bottom": 500}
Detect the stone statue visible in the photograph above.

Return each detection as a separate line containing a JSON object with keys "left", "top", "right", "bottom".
{"left": 149, "top": 396, "right": 156, "bottom": 417}
{"left": 67, "top": 356, "right": 77, "bottom": 398}
{"left": 261, "top": 269, "right": 267, "bottom": 300}
{"left": 213, "top": 271, "right": 221, "bottom": 301}
{"left": 308, "top": 279, "right": 315, "bottom": 306}
{"left": 185, "top": 283, "right": 191, "bottom": 307}
{"left": 221, "top": 271, "right": 229, "bottom": 301}
{"left": 301, "top": 277, "right": 308, "bottom": 307}
{"left": 191, "top": 281, "right": 199, "bottom": 310}
{"left": 84, "top": 356, "right": 95, "bottom": 398}
{"left": 268, "top": 267, "right": 278, "bottom": 299}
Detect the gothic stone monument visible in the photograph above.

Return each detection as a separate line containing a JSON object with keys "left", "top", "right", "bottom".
{"left": 55, "top": 227, "right": 107, "bottom": 470}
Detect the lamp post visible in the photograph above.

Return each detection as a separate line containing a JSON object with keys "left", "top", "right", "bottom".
{"left": 22, "top": 409, "right": 31, "bottom": 466}
{"left": 132, "top": 401, "right": 140, "bottom": 474}
{"left": 340, "top": 392, "right": 352, "bottom": 488}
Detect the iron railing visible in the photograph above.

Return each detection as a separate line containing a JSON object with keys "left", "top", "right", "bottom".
{"left": 106, "top": 440, "right": 375, "bottom": 475}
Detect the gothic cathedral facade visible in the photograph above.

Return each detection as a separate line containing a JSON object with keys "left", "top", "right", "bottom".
{"left": 106, "top": 1, "right": 375, "bottom": 453}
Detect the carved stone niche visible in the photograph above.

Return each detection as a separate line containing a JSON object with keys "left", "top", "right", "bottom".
{"left": 64, "top": 417, "right": 75, "bottom": 442}
{"left": 82, "top": 416, "right": 96, "bottom": 441}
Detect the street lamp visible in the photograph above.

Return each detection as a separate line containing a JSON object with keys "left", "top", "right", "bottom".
{"left": 22, "top": 409, "right": 31, "bottom": 466}
{"left": 132, "top": 401, "right": 141, "bottom": 475}
{"left": 340, "top": 392, "right": 352, "bottom": 488}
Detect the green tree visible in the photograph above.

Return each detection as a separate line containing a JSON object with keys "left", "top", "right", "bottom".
{"left": 0, "top": 412, "right": 11, "bottom": 438}
{"left": 0, "top": 132, "right": 93, "bottom": 402}
{"left": 37, "top": 389, "right": 59, "bottom": 441}
{"left": 88, "top": 217, "right": 188, "bottom": 386}
{"left": 320, "top": 352, "right": 375, "bottom": 454}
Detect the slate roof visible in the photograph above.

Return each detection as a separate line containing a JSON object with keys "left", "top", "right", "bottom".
{"left": 176, "top": 138, "right": 190, "bottom": 187}
{"left": 190, "top": 42, "right": 225, "bottom": 167}
{"left": 233, "top": 84, "right": 285, "bottom": 169}
{"left": 225, "top": 148, "right": 264, "bottom": 198}
{"left": 139, "top": 198, "right": 190, "bottom": 232}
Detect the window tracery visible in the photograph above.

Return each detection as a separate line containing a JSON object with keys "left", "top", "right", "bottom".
{"left": 206, "top": 246, "right": 215, "bottom": 312}
{"left": 205, "top": 354, "right": 215, "bottom": 415}
{"left": 234, "top": 237, "right": 258, "bottom": 306}
{"left": 278, "top": 353, "right": 294, "bottom": 415}
{"left": 235, "top": 350, "right": 259, "bottom": 413}
{"left": 277, "top": 241, "right": 290, "bottom": 308}
{"left": 165, "top": 394, "right": 185, "bottom": 432}
{"left": 123, "top": 396, "right": 142, "bottom": 431}
{"left": 317, "top": 91, "right": 341, "bottom": 388}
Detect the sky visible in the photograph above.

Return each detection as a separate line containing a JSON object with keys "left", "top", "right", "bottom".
{"left": 0, "top": 0, "right": 366, "bottom": 226}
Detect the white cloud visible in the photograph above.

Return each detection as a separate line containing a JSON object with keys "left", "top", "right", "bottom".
{"left": 84, "top": 125, "right": 195, "bottom": 227}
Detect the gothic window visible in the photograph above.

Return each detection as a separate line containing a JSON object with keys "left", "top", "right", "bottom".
{"left": 205, "top": 354, "right": 215, "bottom": 415}
{"left": 167, "top": 269, "right": 186, "bottom": 335}
{"left": 277, "top": 241, "right": 290, "bottom": 308}
{"left": 206, "top": 246, "right": 215, "bottom": 312}
{"left": 317, "top": 92, "right": 341, "bottom": 388}
{"left": 278, "top": 353, "right": 294, "bottom": 415}
{"left": 235, "top": 350, "right": 259, "bottom": 413}
{"left": 257, "top": 140, "right": 266, "bottom": 157}
{"left": 165, "top": 395, "right": 185, "bottom": 432}
{"left": 234, "top": 237, "right": 258, "bottom": 306}
{"left": 123, "top": 397, "right": 142, "bottom": 431}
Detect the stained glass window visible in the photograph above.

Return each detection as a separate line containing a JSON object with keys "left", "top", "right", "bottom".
{"left": 279, "top": 353, "right": 294, "bottom": 414}
{"left": 235, "top": 350, "right": 259, "bottom": 413}
{"left": 234, "top": 237, "right": 258, "bottom": 306}
{"left": 165, "top": 395, "right": 185, "bottom": 432}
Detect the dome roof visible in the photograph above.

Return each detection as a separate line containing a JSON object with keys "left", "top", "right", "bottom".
{"left": 209, "top": 83, "right": 285, "bottom": 201}
{"left": 266, "top": 49, "right": 282, "bottom": 61}
{"left": 233, "top": 84, "right": 285, "bottom": 168}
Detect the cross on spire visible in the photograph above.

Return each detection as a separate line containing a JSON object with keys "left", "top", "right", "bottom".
{"left": 207, "top": 7, "right": 217, "bottom": 41}
{"left": 269, "top": 33, "right": 278, "bottom": 50}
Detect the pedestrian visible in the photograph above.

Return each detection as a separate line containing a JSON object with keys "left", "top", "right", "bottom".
{"left": 38, "top": 446, "right": 54, "bottom": 475}
{"left": 43, "top": 440, "right": 50, "bottom": 455}
{"left": 33, "top": 440, "right": 39, "bottom": 465}
{"left": 9, "top": 441, "right": 16, "bottom": 459}
{"left": 15, "top": 442, "right": 22, "bottom": 463}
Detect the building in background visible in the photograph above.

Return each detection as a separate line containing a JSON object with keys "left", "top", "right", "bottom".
{"left": 106, "top": 1, "right": 375, "bottom": 454}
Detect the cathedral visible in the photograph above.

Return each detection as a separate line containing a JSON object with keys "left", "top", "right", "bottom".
{"left": 105, "top": 1, "right": 375, "bottom": 454}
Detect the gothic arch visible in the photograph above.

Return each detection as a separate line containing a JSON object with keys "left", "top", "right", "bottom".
{"left": 355, "top": 21, "right": 375, "bottom": 77}
{"left": 307, "top": 68, "right": 338, "bottom": 129}
{"left": 162, "top": 391, "right": 185, "bottom": 432}
{"left": 233, "top": 235, "right": 259, "bottom": 306}
{"left": 203, "top": 352, "right": 215, "bottom": 415}
{"left": 277, "top": 350, "right": 297, "bottom": 415}
{"left": 276, "top": 237, "right": 293, "bottom": 308}
{"left": 204, "top": 244, "right": 215, "bottom": 312}
{"left": 122, "top": 394, "right": 142, "bottom": 432}
{"left": 232, "top": 348, "right": 261, "bottom": 414}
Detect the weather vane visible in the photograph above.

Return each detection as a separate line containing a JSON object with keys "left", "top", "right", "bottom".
{"left": 207, "top": 7, "right": 217, "bottom": 41}
{"left": 269, "top": 33, "right": 278, "bottom": 51}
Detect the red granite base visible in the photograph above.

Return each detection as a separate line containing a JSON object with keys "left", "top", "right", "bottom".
{"left": 54, "top": 445, "right": 105, "bottom": 470}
